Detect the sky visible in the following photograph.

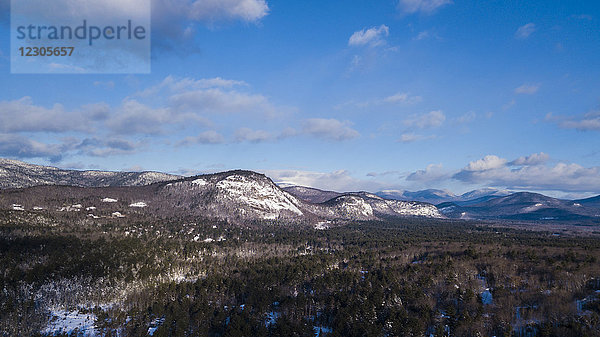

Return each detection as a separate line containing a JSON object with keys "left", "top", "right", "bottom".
{"left": 0, "top": 0, "right": 599, "bottom": 198}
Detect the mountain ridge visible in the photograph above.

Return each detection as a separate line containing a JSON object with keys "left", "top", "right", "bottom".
{"left": 0, "top": 158, "right": 180, "bottom": 189}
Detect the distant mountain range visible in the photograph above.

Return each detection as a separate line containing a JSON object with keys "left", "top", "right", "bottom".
{"left": 1, "top": 158, "right": 598, "bottom": 224}
{"left": 438, "top": 192, "right": 600, "bottom": 222}
{"left": 375, "top": 188, "right": 512, "bottom": 205}
{"left": 281, "top": 186, "right": 600, "bottom": 223}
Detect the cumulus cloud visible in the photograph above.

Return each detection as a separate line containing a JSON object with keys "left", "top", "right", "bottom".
{"left": 453, "top": 154, "right": 600, "bottom": 193}
{"left": 463, "top": 155, "right": 508, "bottom": 171}
{"left": 302, "top": 118, "right": 360, "bottom": 141}
{"left": 0, "top": 97, "right": 106, "bottom": 133}
{"left": 515, "top": 23, "right": 536, "bottom": 39}
{"left": 105, "top": 99, "right": 185, "bottom": 135}
{"left": 348, "top": 25, "right": 390, "bottom": 47}
{"left": 397, "top": 0, "right": 453, "bottom": 14}
{"left": 406, "top": 164, "right": 447, "bottom": 182}
{"left": 0, "top": 134, "right": 67, "bottom": 162}
{"left": 178, "top": 131, "right": 226, "bottom": 145}
{"left": 509, "top": 152, "right": 549, "bottom": 166}
{"left": 403, "top": 110, "right": 446, "bottom": 129}
{"left": 136, "top": 76, "right": 281, "bottom": 119}
{"left": 515, "top": 83, "right": 540, "bottom": 95}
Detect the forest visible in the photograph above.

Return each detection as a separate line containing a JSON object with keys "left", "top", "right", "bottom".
{"left": 1, "top": 209, "right": 600, "bottom": 336}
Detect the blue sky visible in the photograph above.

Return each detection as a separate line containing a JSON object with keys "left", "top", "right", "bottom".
{"left": 0, "top": 0, "right": 599, "bottom": 197}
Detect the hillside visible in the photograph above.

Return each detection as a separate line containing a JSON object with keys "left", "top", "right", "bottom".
{"left": 0, "top": 158, "right": 180, "bottom": 189}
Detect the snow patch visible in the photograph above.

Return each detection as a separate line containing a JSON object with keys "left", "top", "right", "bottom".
{"left": 102, "top": 198, "right": 117, "bottom": 203}
{"left": 314, "top": 221, "right": 330, "bottom": 230}
{"left": 129, "top": 202, "right": 147, "bottom": 208}
{"left": 191, "top": 178, "right": 208, "bottom": 186}
{"left": 12, "top": 204, "right": 25, "bottom": 211}
{"left": 111, "top": 212, "right": 125, "bottom": 218}
{"left": 43, "top": 309, "right": 98, "bottom": 336}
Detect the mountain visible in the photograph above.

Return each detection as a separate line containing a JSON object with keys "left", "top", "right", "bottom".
{"left": 376, "top": 189, "right": 456, "bottom": 204}
{"left": 456, "top": 188, "right": 511, "bottom": 204}
{"left": 576, "top": 195, "right": 600, "bottom": 208}
{"left": 0, "top": 169, "right": 443, "bottom": 224}
{"left": 375, "top": 188, "right": 511, "bottom": 205}
{"left": 438, "top": 192, "right": 600, "bottom": 222}
{"left": 281, "top": 185, "right": 342, "bottom": 204}
{"left": 0, "top": 158, "right": 180, "bottom": 189}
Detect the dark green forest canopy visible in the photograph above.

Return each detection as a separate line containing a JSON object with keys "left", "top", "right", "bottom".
{"left": 1, "top": 211, "right": 600, "bottom": 336}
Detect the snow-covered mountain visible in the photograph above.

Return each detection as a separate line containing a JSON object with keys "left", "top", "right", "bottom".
{"left": 0, "top": 168, "right": 444, "bottom": 224}
{"left": 281, "top": 185, "right": 342, "bottom": 204}
{"left": 376, "top": 187, "right": 511, "bottom": 205}
{"left": 0, "top": 158, "right": 180, "bottom": 189}
{"left": 438, "top": 192, "right": 600, "bottom": 221}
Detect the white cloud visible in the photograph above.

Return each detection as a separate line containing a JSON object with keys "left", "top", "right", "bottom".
{"left": 75, "top": 137, "right": 144, "bottom": 157}
{"left": 17, "top": 0, "right": 268, "bottom": 23}
{"left": 187, "top": 0, "right": 269, "bottom": 22}
{"left": 141, "top": 76, "right": 279, "bottom": 119}
{"left": 234, "top": 127, "right": 273, "bottom": 143}
{"left": 406, "top": 164, "right": 447, "bottom": 182}
{"left": 414, "top": 31, "right": 430, "bottom": 40}
{"left": 0, "top": 133, "right": 67, "bottom": 161}
{"left": 455, "top": 111, "right": 477, "bottom": 124}
{"left": 267, "top": 169, "right": 385, "bottom": 192}
{"left": 397, "top": 0, "right": 453, "bottom": 14}
{"left": 137, "top": 75, "right": 247, "bottom": 97}
{"left": 558, "top": 110, "right": 600, "bottom": 131}
{"left": 464, "top": 155, "right": 508, "bottom": 171}
{"left": 398, "top": 133, "right": 434, "bottom": 143}
{"left": 169, "top": 88, "right": 277, "bottom": 117}
{"left": 453, "top": 154, "right": 600, "bottom": 193}
{"left": 302, "top": 118, "right": 360, "bottom": 141}
{"left": 404, "top": 110, "right": 446, "bottom": 129}
{"left": 105, "top": 99, "right": 189, "bottom": 135}
{"left": 384, "top": 92, "right": 422, "bottom": 104}
{"left": 179, "top": 131, "right": 226, "bottom": 145}
{"left": 515, "top": 23, "right": 536, "bottom": 39}
{"left": 509, "top": 152, "right": 549, "bottom": 166}
{"left": 515, "top": 83, "right": 540, "bottom": 95}
{"left": 0, "top": 97, "right": 106, "bottom": 133}
{"left": 348, "top": 25, "right": 390, "bottom": 47}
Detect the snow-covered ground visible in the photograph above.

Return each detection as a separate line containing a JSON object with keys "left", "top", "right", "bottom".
{"left": 43, "top": 309, "right": 98, "bottom": 336}
{"left": 314, "top": 221, "right": 330, "bottom": 230}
